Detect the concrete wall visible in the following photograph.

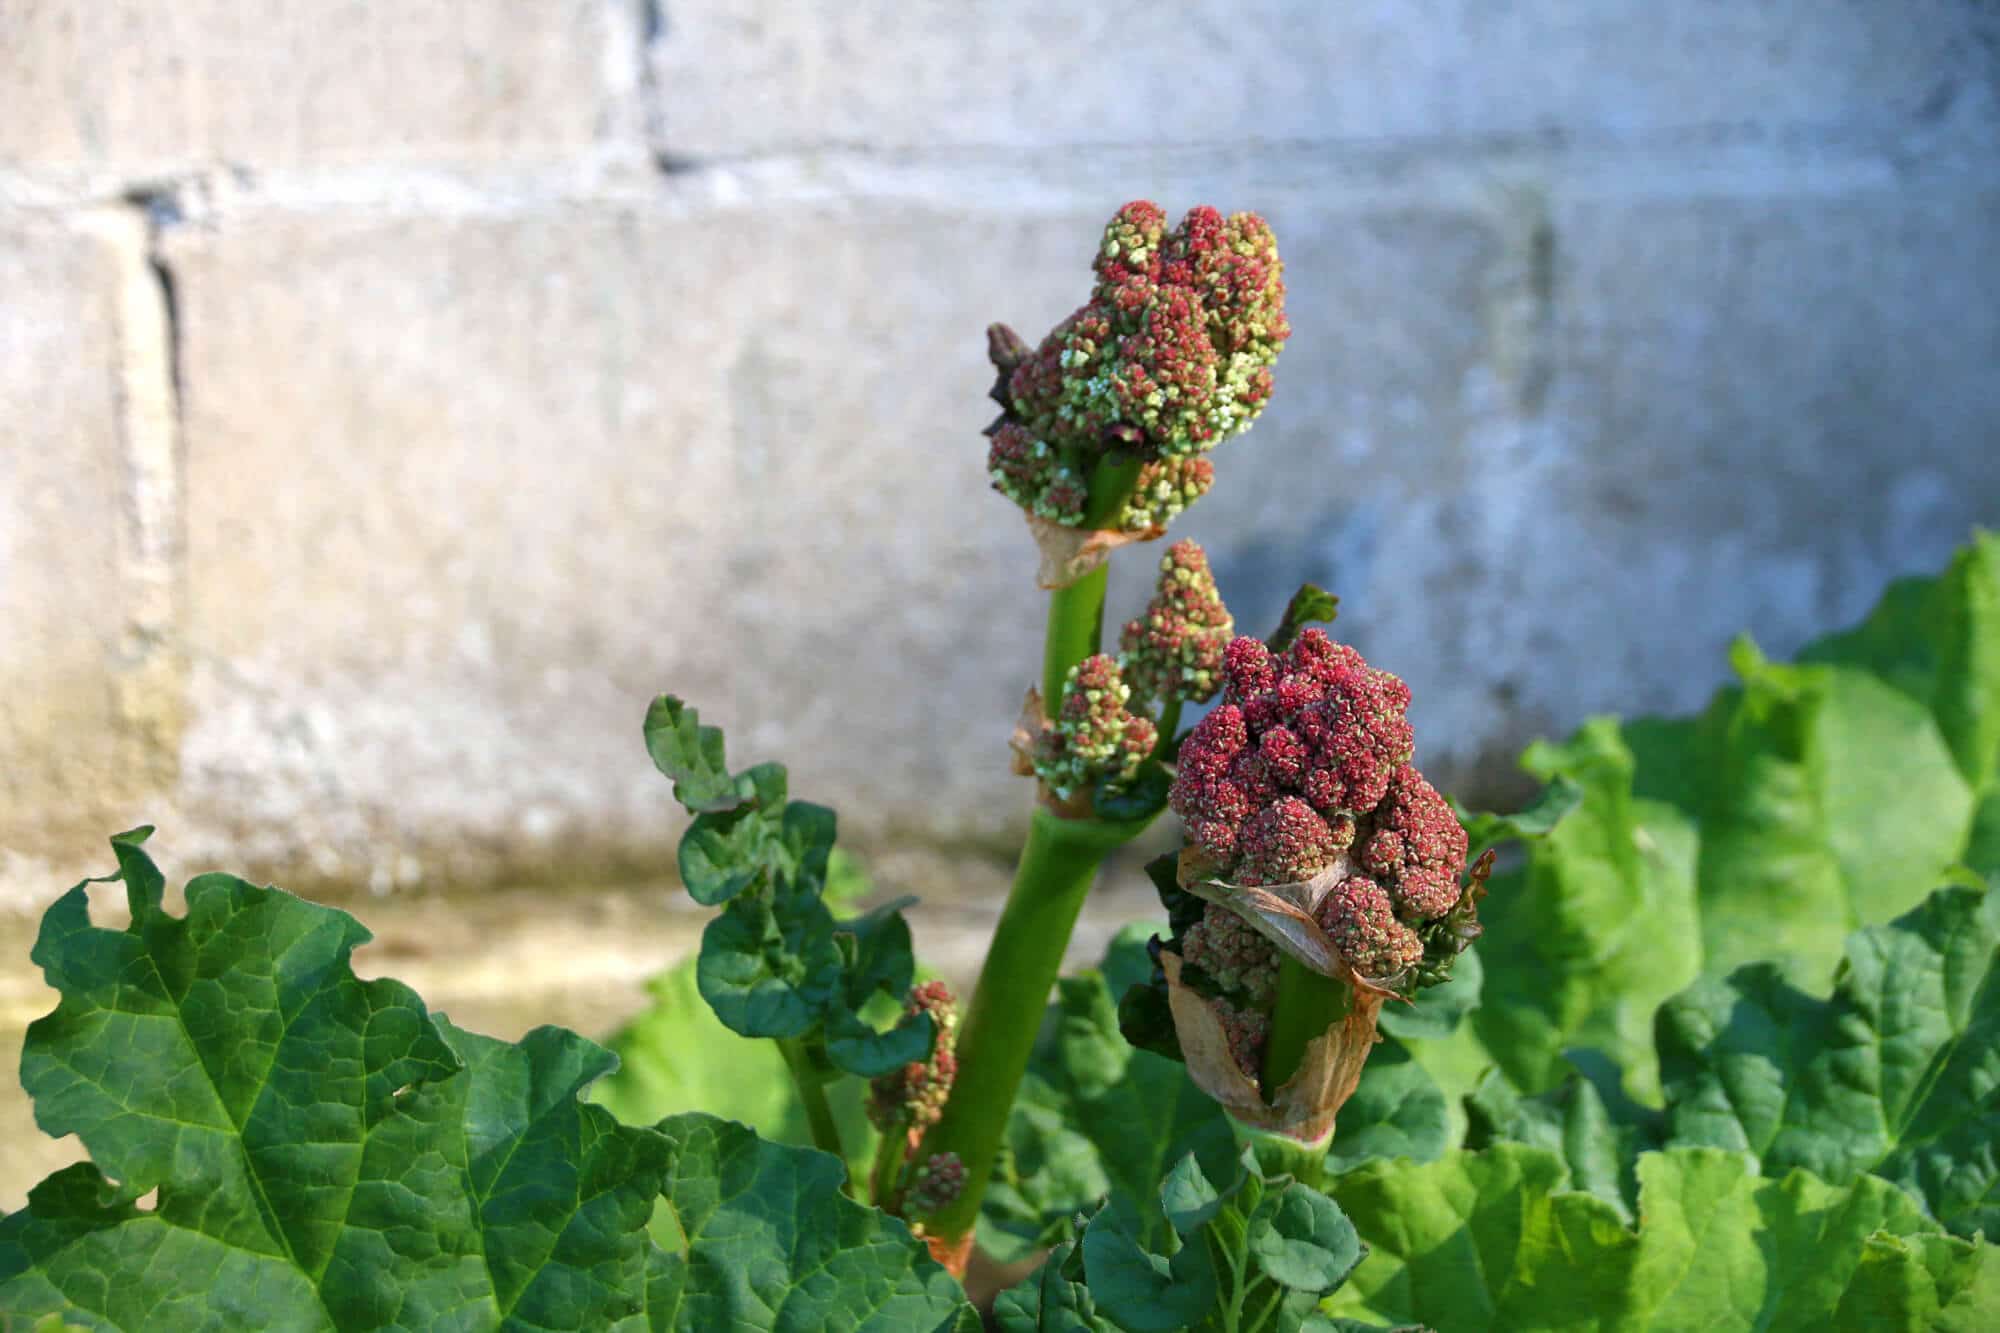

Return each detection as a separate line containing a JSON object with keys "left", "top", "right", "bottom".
{"left": 3, "top": 1, "right": 1997, "bottom": 906}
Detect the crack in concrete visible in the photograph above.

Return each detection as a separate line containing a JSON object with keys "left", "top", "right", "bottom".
{"left": 636, "top": 0, "right": 671, "bottom": 163}
{"left": 123, "top": 189, "right": 187, "bottom": 427}
{"left": 102, "top": 188, "right": 191, "bottom": 783}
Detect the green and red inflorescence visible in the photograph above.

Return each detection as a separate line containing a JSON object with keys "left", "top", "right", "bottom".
{"left": 987, "top": 201, "right": 1289, "bottom": 532}
{"left": 905, "top": 1152, "right": 967, "bottom": 1217}
{"left": 1212, "top": 996, "right": 1273, "bottom": 1081}
{"left": 1315, "top": 876, "right": 1425, "bottom": 978}
{"left": 1150, "top": 627, "right": 1485, "bottom": 1109}
{"left": 1120, "top": 539, "right": 1234, "bottom": 709}
{"left": 1360, "top": 764, "right": 1470, "bottom": 920}
{"left": 1170, "top": 631, "right": 1420, "bottom": 888}
{"left": 1033, "top": 653, "right": 1158, "bottom": 800}
{"left": 1181, "top": 901, "right": 1280, "bottom": 1009}
{"left": 1118, "top": 455, "right": 1216, "bottom": 531}
{"left": 868, "top": 980, "right": 961, "bottom": 1147}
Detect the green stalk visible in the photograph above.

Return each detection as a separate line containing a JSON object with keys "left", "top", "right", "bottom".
{"left": 777, "top": 1036, "right": 848, "bottom": 1192}
{"left": 925, "top": 450, "right": 1154, "bottom": 1248}
{"left": 1041, "top": 564, "right": 1108, "bottom": 705}
{"left": 1079, "top": 453, "right": 1144, "bottom": 530}
{"left": 1229, "top": 1117, "right": 1333, "bottom": 1193}
{"left": 867, "top": 1123, "right": 911, "bottom": 1211}
{"left": 1038, "top": 453, "right": 1142, "bottom": 705}
{"left": 1152, "top": 697, "right": 1184, "bottom": 762}
{"left": 915, "top": 808, "right": 1139, "bottom": 1240}
{"left": 1261, "top": 954, "right": 1348, "bottom": 1104}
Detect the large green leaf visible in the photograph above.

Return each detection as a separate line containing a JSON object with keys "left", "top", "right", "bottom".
{"left": 1658, "top": 882, "right": 2000, "bottom": 1238}
{"left": 1472, "top": 882, "right": 2000, "bottom": 1242}
{"left": 1474, "top": 532, "right": 2000, "bottom": 1099}
{"left": 1625, "top": 1151, "right": 1996, "bottom": 1332}
{"left": 0, "top": 832, "right": 969, "bottom": 1330}
{"left": 1319, "top": 1044, "right": 1448, "bottom": 1176}
{"left": 648, "top": 1115, "right": 974, "bottom": 1332}
{"left": 1463, "top": 1059, "right": 1662, "bottom": 1223}
{"left": 0, "top": 830, "right": 667, "bottom": 1329}
{"left": 1323, "top": 1144, "right": 1998, "bottom": 1331}
{"left": 1799, "top": 533, "right": 2000, "bottom": 799}
{"left": 1471, "top": 722, "right": 1702, "bottom": 1100}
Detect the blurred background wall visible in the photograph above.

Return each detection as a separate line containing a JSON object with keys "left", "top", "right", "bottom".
{"left": 3, "top": 1, "right": 1999, "bottom": 910}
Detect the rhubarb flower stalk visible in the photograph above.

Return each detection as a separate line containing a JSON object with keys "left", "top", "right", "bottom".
{"left": 1148, "top": 628, "right": 1491, "bottom": 1156}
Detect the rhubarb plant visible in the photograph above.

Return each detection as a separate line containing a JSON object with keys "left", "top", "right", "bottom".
{"left": 4, "top": 204, "right": 1997, "bottom": 1331}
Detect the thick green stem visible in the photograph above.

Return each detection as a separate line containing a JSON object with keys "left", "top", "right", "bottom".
{"left": 1079, "top": 454, "right": 1144, "bottom": 530}
{"left": 1038, "top": 454, "right": 1146, "bottom": 705}
{"left": 915, "top": 808, "right": 1138, "bottom": 1241}
{"left": 1261, "top": 954, "right": 1349, "bottom": 1097}
{"left": 1229, "top": 1118, "right": 1332, "bottom": 1192}
{"left": 1039, "top": 453, "right": 1145, "bottom": 706}
{"left": 929, "top": 450, "right": 1155, "bottom": 1248}
{"left": 778, "top": 1037, "right": 848, "bottom": 1191}
{"left": 1041, "top": 564, "right": 1109, "bottom": 705}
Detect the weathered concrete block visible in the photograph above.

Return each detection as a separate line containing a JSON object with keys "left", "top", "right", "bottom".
{"left": 653, "top": 1, "right": 1997, "bottom": 157}
{"left": 165, "top": 205, "right": 1111, "bottom": 886}
{"left": 1169, "top": 188, "right": 2000, "bottom": 797}
{"left": 51, "top": 180, "right": 2000, "bottom": 895}
{"left": 0, "top": 214, "right": 175, "bottom": 890}
{"left": 0, "top": 2, "right": 624, "bottom": 172}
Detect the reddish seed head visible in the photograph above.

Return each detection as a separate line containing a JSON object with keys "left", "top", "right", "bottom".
{"left": 1121, "top": 540, "right": 1234, "bottom": 707}
{"left": 1181, "top": 903, "right": 1279, "bottom": 1007}
{"left": 1361, "top": 766, "right": 1468, "bottom": 920}
{"left": 907, "top": 1151, "right": 967, "bottom": 1215}
{"left": 1223, "top": 636, "right": 1278, "bottom": 698}
{"left": 1203, "top": 703, "right": 1248, "bottom": 757}
{"left": 1213, "top": 994, "right": 1271, "bottom": 1079}
{"left": 1036, "top": 654, "right": 1154, "bottom": 799}
{"left": 1287, "top": 629, "right": 1365, "bottom": 681}
{"left": 987, "top": 201, "right": 1290, "bottom": 528}
{"left": 1316, "top": 875, "right": 1424, "bottom": 976}
{"left": 867, "top": 981, "right": 961, "bottom": 1138}
{"left": 986, "top": 421, "right": 1042, "bottom": 491}
{"left": 1172, "top": 631, "right": 1422, "bottom": 887}
{"left": 1120, "top": 455, "right": 1216, "bottom": 532}
{"left": 1236, "top": 796, "right": 1350, "bottom": 887}
{"left": 1096, "top": 200, "right": 1169, "bottom": 286}
{"left": 1257, "top": 727, "right": 1307, "bottom": 785}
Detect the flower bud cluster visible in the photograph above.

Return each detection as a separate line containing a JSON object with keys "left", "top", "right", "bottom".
{"left": 1180, "top": 902, "right": 1278, "bottom": 1008}
{"left": 867, "top": 980, "right": 960, "bottom": 1140}
{"left": 1033, "top": 654, "right": 1157, "bottom": 800}
{"left": 1315, "top": 876, "right": 1424, "bottom": 977}
{"left": 1171, "top": 630, "right": 1416, "bottom": 881}
{"left": 1120, "top": 540, "right": 1234, "bottom": 709}
{"left": 1118, "top": 455, "right": 1216, "bottom": 531}
{"left": 1213, "top": 996, "right": 1272, "bottom": 1080}
{"left": 1360, "top": 764, "right": 1470, "bottom": 920}
{"left": 988, "top": 421, "right": 1089, "bottom": 524}
{"left": 987, "top": 201, "right": 1288, "bottom": 532}
{"left": 1169, "top": 628, "right": 1469, "bottom": 981}
{"left": 905, "top": 1152, "right": 966, "bottom": 1216}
